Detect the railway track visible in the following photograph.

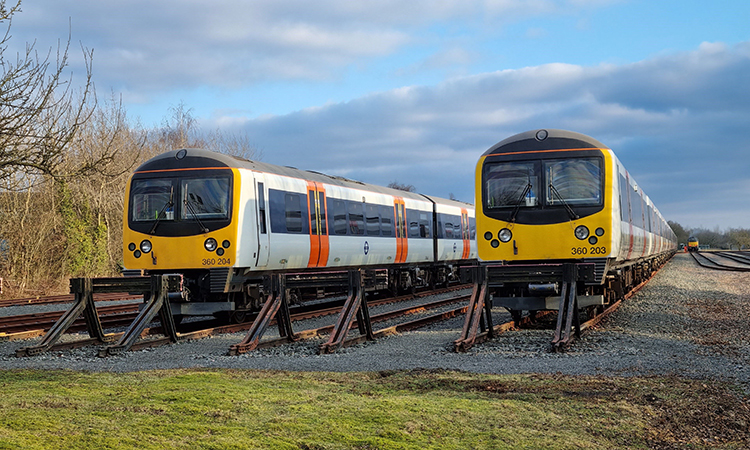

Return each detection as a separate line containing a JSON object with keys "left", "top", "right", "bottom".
{"left": 0, "top": 304, "right": 140, "bottom": 336}
{"left": 689, "top": 250, "right": 750, "bottom": 271}
{"left": 0, "top": 292, "right": 141, "bottom": 309}
{"left": 2, "top": 284, "right": 472, "bottom": 350}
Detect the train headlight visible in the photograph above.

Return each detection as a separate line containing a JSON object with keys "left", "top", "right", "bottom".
{"left": 140, "top": 240, "right": 152, "bottom": 253}
{"left": 498, "top": 228, "right": 512, "bottom": 243}
{"left": 575, "top": 226, "right": 589, "bottom": 240}
{"left": 204, "top": 238, "right": 218, "bottom": 252}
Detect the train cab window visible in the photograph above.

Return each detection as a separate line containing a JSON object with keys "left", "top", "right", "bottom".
{"left": 131, "top": 179, "right": 174, "bottom": 222}
{"left": 285, "top": 194, "right": 303, "bottom": 233}
{"left": 484, "top": 161, "right": 539, "bottom": 209}
{"left": 181, "top": 177, "right": 231, "bottom": 220}
{"left": 380, "top": 205, "right": 393, "bottom": 236}
{"left": 544, "top": 158, "right": 601, "bottom": 206}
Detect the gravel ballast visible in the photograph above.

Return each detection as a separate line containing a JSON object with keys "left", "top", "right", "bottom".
{"left": 2, "top": 252, "right": 749, "bottom": 389}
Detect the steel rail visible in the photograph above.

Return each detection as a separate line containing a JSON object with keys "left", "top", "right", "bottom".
{"left": 0, "top": 293, "right": 141, "bottom": 309}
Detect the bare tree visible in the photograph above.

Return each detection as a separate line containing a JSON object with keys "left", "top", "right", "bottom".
{"left": 157, "top": 101, "right": 204, "bottom": 150}
{"left": 388, "top": 181, "right": 416, "bottom": 192}
{"left": 0, "top": 1, "right": 111, "bottom": 186}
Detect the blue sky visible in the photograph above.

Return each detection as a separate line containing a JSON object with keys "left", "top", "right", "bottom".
{"left": 8, "top": 0, "right": 750, "bottom": 229}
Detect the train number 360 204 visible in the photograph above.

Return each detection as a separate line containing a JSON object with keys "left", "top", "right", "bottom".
{"left": 202, "top": 258, "right": 231, "bottom": 266}
{"left": 571, "top": 246, "right": 607, "bottom": 255}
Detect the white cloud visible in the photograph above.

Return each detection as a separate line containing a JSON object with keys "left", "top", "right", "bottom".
{"left": 219, "top": 41, "right": 750, "bottom": 228}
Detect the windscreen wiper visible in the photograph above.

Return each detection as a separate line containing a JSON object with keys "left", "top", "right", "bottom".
{"left": 508, "top": 182, "right": 532, "bottom": 223}
{"left": 183, "top": 198, "right": 209, "bottom": 233}
{"left": 548, "top": 183, "right": 579, "bottom": 220}
{"left": 149, "top": 186, "right": 174, "bottom": 235}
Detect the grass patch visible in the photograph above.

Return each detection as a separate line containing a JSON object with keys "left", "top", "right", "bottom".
{"left": 0, "top": 368, "right": 747, "bottom": 449}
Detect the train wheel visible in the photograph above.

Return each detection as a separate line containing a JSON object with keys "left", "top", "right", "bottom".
{"left": 231, "top": 310, "right": 250, "bottom": 324}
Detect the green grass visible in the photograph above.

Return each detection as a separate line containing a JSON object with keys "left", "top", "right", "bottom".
{"left": 0, "top": 369, "right": 747, "bottom": 449}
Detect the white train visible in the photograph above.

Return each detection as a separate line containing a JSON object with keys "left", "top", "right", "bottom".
{"left": 123, "top": 149, "right": 476, "bottom": 319}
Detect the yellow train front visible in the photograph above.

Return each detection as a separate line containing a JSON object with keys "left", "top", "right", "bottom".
{"left": 475, "top": 129, "right": 676, "bottom": 317}
{"left": 687, "top": 237, "right": 699, "bottom": 252}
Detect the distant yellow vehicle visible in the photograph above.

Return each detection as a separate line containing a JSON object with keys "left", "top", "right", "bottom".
{"left": 688, "top": 237, "right": 699, "bottom": 252}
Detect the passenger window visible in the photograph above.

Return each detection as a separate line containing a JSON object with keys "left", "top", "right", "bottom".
{"left": 380, "top": 205, "right": 393, "bottom": 236}
{"left": 419, "top": 213, "right": 430, "bottom": 238}
{"left": 407, "top": 209, "right": 420, "bottom": 238}
{"left": 348, "top": 202, "right": 365, "bottom": 235}
{"left": 618, "top": 174, "right": 630, "bottom": 223}
{"left": 366, "top": 204, "right": 380, "bottom": 236}
{"left": 444, "top": 222, "right": 453, "bottom": 239}
{"left": 285, "top": 194, "right": 302, "bottom": 233}
{"left": 333, "top": 200, "right": 347, "bottom": 235}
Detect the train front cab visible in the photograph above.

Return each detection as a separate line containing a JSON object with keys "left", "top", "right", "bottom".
{"left": 474, "top": 130, "right": 616, "bottom": 316}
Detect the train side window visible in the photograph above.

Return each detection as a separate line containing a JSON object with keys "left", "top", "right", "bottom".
{"left": 380, "top": 205, "right": 393, "bottom": 236}
{"left": 407, "top": 208, "right": 420, "bottom": 238}
{"left": 348, "top": 202, "right": 365, "bottom": 235}
{"left": 309, "top": 191, "right": 318, "bottom": 235}
{"left": 258, "top": 182, "right": 267, "bottom": 234}
{"left": 332, "top": 200, "right": 347, "bottom": 235}
{"left": 444, "top": 221, "right": 453, "bottom": 239}
{"left": 470, "top": 217, "right": 476, "bottom": 239}
{"left": 366, "top": 204, "right": 380, "bottom": 236}
{"left": 419, "top": 212, "right": 430, "bottom": 238}
{"left": 285, "top": 194, "right": 303, "bottom": 233}
{"left": 631, "top": 186, "right": 643, "bottom": 228}
{"left": 318, "top": 192, "right": 327, "bottom": 235}
{"left": 618, "top": 174, "right": 630, "bottom": 223}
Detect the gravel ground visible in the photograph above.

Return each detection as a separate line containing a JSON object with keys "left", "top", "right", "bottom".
{"left": 2, "top": 252, "right": 749, "bottom": 390}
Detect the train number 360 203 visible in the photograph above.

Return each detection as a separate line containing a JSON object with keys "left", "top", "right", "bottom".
{"left": 571, "top": 246, "right": 607, "bottom": 255}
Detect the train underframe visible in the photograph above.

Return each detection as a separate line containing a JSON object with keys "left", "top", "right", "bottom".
{"left": 128, "top": 262, "right": 474, "bottom": 323}
{"left": 488, "top": 251, "right": 675, "bottom": 323}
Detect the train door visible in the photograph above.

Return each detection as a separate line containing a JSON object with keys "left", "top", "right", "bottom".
{"left": 254, "top": 175, "right": 270, "bottom": 267}
{"left": 460, "top": 208, "right": 471, "bottom": 259}
{"left": 394, "top": 198, "right": 408, "bottom": 263}
{"left": 306, "top": 181, "right": 329, "bottom": 267}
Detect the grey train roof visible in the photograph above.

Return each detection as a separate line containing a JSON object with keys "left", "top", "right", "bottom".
{"left": 134, "top": 148, "right": 472, "bottom": 208}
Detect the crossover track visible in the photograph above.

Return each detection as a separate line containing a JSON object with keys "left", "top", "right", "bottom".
{"left": 690, "top": 250, "right": 750, "bottom": 272}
